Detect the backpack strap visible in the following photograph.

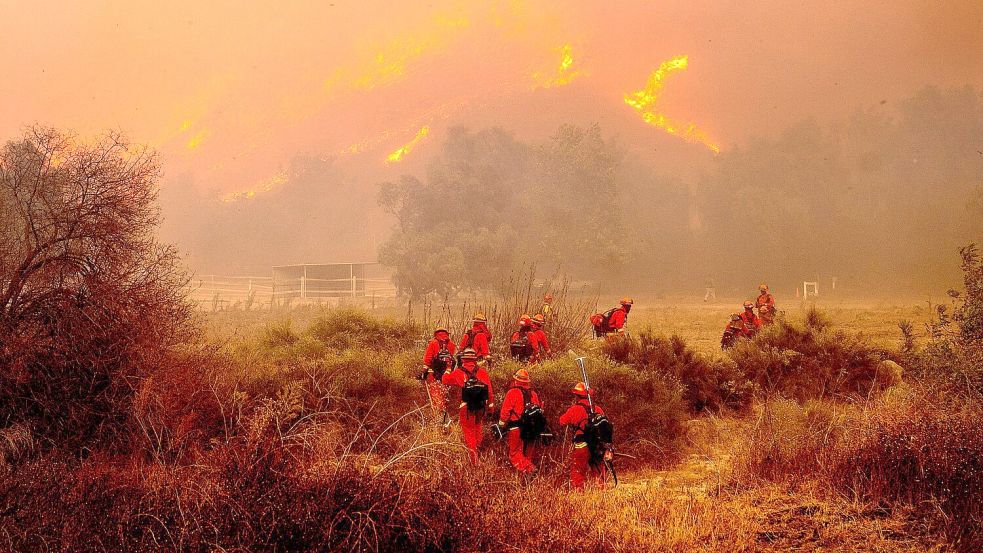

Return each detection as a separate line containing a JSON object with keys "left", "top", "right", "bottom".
{"left": 507, "top": 387, "right": 527, "bottom": 428}
{"left": 573, "top": 403, "right": 594, "bottom": 438}
{"left": 520, "top": 387, "right": 531, "bottom": 407}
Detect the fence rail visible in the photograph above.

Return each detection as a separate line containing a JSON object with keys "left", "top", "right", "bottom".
{"left": 187, "top": 274, "right": 397, "bottom": 310}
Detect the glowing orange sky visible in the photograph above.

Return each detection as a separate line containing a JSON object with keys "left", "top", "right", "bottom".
{"left": 2, "top": 0, "right": 981, "bottom": 194}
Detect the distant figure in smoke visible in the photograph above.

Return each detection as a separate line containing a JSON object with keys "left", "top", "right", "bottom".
{"left": 704, "top": 278, "right": 716, "bottom": 303}
{"left": 756, "top": 284, "right": 777, "bottom": 325}
{"left": 541, "top": 293, "right": 554, "bottom": 323}
{"left": 530, "top": 314, "right": 551, "bottom": 359}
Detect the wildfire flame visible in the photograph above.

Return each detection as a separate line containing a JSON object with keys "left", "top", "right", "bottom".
{"left": 222, "top": 171, "right": 288, "bottom": 202}
{"left": 533, "top": 44, "right": 582, "bottom": 88}
{"left": 386, "top": 126, "right": 430, "bottom": 163}
{"left": 325, "top": 16, "right": 469, "bottom": 94}
{"left": 625, "top": 55, "right": 719, "bottom": 153}
{"left": 186, "top": 128, "right": 209, "bottom": 150}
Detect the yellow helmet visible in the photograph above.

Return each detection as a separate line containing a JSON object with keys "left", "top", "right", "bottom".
{"left": 473, "top": 313, "right": 487, "bottom": 322}
{"left": 513, "top": 368, "right": 531, "bottom": 383}
{"left": 759, "top": 284, "right": 769, "bottom": 292}
{"left": 620, "top": 297, "right": 634, "bottom": 306}
{"left": 571, "top": 382, "right": 589, "bottom": 397}
{"left": 532, "top": 313, "right": 546, "bottom": 324}
{"left": 433, "top": 326, "right": 448, "bottom": 335}
{"left": 743, "top": 300, "right": 754, "bottom": 309}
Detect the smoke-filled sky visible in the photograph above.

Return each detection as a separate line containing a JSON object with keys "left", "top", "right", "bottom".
{"left": 3, "top": 0, "right": 981, "bottom": 199}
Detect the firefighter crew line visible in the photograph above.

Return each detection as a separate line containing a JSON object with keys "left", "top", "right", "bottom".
{"left": 421, "top": 297, "right": 632, "bottom": 489}
{"left": 422, "top": 286, "right": 779, "bottom": 488}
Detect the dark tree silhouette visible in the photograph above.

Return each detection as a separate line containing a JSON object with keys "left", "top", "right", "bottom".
{"left": 0, "top": 127, "right": 191, "bottom": 450}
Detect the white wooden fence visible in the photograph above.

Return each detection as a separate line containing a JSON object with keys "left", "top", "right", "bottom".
{"left": 188, "top": 274, "right": 397, "bottom": 310}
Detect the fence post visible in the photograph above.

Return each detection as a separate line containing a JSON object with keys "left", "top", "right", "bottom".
{"left": 351, "top": 264, "right": 356, "bottom": 298}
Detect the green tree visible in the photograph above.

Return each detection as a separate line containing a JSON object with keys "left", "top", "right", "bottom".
{"left": 378, "top": 125, "right": 641, "bottom": 297}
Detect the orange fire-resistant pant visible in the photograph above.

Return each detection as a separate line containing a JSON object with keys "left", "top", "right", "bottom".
{"left": 459, "top": 405, "right": 483, "bottom": 465}
{"left": 507, "top": 428, "right": 536, "bottom": 473}
{"left": 570, "top": 443, "right": 605, "bottom": 490}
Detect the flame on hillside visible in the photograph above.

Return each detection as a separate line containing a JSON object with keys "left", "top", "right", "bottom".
{"left": 186, "top": 128, "right": 209, "bottom": 150}
{"left": 533, "top": 44, "right": 583, "bottom": 88}
{"left": 222, "top": 171, "right": 288, "bottom": 202}
{"left": 625, "top": 56, "right": 719, "bottom": 153}
{"left": 386, "top": 126, "right": 430, "bottom": 163}
{"left": 325, "top": 16, "right": 469, "bottom": 93}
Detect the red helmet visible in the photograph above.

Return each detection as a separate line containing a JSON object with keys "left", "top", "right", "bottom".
{"left": 513, "top": 368, "right": 531, "bottom": 383}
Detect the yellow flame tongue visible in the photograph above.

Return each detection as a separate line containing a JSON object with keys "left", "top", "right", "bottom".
{"left": 533, "top": 44, "right": 583, "bottom": 89}
{"left": 625, "top": 55, "right": 719, "bottom": 153}
{"left": 386, "top": 126, "right": 431, "bottom": 163}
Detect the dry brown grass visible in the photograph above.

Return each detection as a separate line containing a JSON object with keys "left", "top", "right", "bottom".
{"left": 0, "top": 304, "right": 977, "bottom": 551}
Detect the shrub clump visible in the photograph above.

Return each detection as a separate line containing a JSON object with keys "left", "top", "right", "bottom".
{"left": 602, "top": 330, "right": 754, "bottom": 413}
{"left": 306, "top": 307, "right": 419, "bottom": 351}
{"left": 730, "top": 388, "right": 983, "bottom": 550}
{"left": 830, "top": 389, "right": 983, "bottom": 549}
{"left": 506, "top": 353, "right": 688, "bottom": 464}
{"left": 731, "top": 398, "right": 848, "bottom": 485}
{"left": 729, "top": 309, "right": 898, "bottom": 402}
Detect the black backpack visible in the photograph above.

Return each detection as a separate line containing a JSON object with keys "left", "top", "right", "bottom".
{"left": 431, "top": 345, "right": 454, "bottom": 379}
{"left": 510, "top": 331, "right": 534, "bottom": 361}
{"left": 460, "top": 366, "right": 489, "bottom": 413}
{"left": 590, "top": 308, "right": 619, "bottom": 333}
{"left": 518, "top": 388, "right": 547, "bottom": 441}
{"left": 580, "top": 404, "right": 614, "bottom": 461}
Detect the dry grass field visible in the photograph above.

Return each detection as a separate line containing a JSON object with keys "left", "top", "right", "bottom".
{"left": 2, "top": 292, "right": 978, "bottom": 551}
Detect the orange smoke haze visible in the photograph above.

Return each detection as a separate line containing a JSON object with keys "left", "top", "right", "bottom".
{"left": 3, "top": 0, "right": 981, "bottom": 197}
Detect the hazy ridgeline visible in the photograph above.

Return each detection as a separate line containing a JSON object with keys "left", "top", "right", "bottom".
{"left": 160, "top": 86, "right": 982, "bottom": 295}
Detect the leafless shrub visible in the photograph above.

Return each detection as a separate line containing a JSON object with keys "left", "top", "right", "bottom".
{"left": 0, "top": 127, "right": 191, "bottom": 451}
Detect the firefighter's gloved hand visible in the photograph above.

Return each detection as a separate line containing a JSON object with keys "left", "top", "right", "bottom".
{"left": 603, "top": 449, "right": 614, "bottom": 462}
